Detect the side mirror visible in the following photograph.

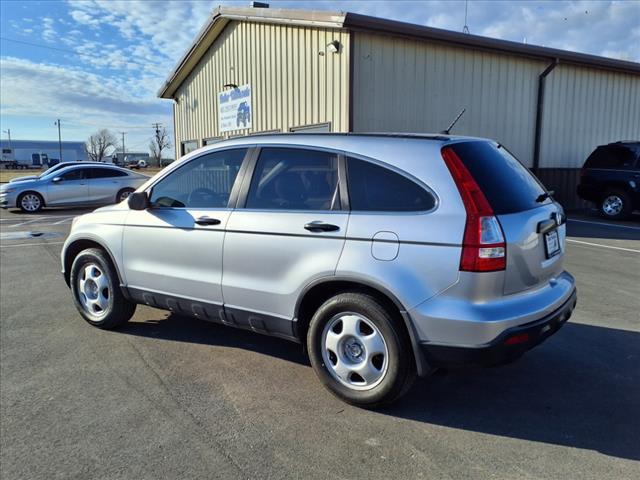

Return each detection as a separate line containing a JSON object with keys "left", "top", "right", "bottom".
{"left": 128, "top": 191, "right": 149, "bottom": 210}
{"left": 52, "top": 176, "right": 62, "bottom": 183}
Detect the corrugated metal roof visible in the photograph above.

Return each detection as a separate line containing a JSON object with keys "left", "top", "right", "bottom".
{"left": 158, "top": 6, "right": 640, "bottom": 99}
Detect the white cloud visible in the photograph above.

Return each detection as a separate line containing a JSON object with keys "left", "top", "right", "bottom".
{"left": 69, "top": 9, "right": 101, "bottom": 27}
{"left": 0, "top": 56, "right": 171, "bottom": 146}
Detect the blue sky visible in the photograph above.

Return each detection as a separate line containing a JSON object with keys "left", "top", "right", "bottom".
{"left": 1, "top": 0, "right": 639, "bottom": 157}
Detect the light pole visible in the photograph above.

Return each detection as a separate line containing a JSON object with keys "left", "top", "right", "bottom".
{"left": 120, "top": 132, "right": 126, "bottom": 164}
{"left": 54, "top": 119, "right": 62, "bottom": 162}
{"left": 2, "top": 129, "right": 11, "bottom": 149}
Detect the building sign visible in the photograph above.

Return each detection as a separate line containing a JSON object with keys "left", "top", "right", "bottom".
{"left": 218, "top": 84, "right": 252, "bottom": 133}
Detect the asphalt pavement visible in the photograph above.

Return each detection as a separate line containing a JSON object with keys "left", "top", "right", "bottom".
{"left": 1, "top": 207, "right": 639, "bottom": 479}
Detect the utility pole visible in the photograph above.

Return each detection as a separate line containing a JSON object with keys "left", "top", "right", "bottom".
{"left": 2, "top": 129, "right": 11, "bottom": 149}
{"left": 54, "top": 119, "right": 62, "bottom": 162}
{"left": 120, "top": 131, "right": 126, "bottom": 164}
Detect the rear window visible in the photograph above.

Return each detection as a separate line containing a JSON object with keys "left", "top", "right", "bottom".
{"left": 584, "top": 146, "right": 637, "bottom": 169}
{"left": 449, "top": 141, "right": 549, "bottom": 215}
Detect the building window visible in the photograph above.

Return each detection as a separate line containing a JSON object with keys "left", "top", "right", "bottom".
{"left": 289, "top": 122, "right": 331, "bottom": 133}
{"left": 180, "top": 140, "right": 198, "bottom": 156}
{"left": 203, "top": 137, "right": 223, "bottom": 146}
{"left": 256, "top": 129, "right": 281, "bottom": 135}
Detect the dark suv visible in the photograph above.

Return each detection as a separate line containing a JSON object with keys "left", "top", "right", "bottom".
{"left": 577, "top": 141, "right": 640, "bottom": 219}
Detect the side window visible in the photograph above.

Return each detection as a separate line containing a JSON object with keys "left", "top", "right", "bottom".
{"left": 60, "top": 168, "right": 85, "bottom": 181}
{"left": 245, "top": 148, "right": 340, "bottom": 211}
{"left": 89, "top": 168, "right": 127, "bottom": 179}
{"left": 585, "top": 146, "right": 635, "bottom": 169}
{"left": 149, "top": 149, "right": 246, "bottom": 208}
{"left": 347, "top": 157, "right": 435, "bottom": 212}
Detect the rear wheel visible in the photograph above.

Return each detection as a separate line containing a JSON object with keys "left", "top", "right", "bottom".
{"left": 18, "top": 192, "right": 43, "bottom": 213}
{"left": 70, "top": 248, "right": 136, "bottom": 329}
{"left": 600, "top": 189, "right": 631, "bottom": 220}
{"left": 116, "top": 188, "right": 135, "bottom": 203}
{"left": 307, "top": 292, "right": 415, "bottom": 407}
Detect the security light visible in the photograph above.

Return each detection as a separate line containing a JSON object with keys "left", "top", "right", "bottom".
{"left": 327, "top": 40, "right": 340, "bottom": 53}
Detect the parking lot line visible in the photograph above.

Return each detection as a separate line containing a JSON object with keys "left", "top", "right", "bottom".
{"left": 567, "top": 218, "right": 640, "bottom": 230}
{"left": 52, "top": 218, "right": 74, "bottom": 225}
{"left": 0, "top": 241, "right": 65, "bottom": 248}
{"left": 566, "top": 238, "right": 640, "bottom": 253}
{"left": 8, "top": 218, "right": 44, "bottom": 228}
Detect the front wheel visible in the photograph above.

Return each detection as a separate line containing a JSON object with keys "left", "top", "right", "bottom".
{"left": 70, "top": 248, "right": 136, "bottom": 329}
{"left": 307, "top": 292, "right": 415, "bottom": 407}
{"left": 116, "top": 188, "right": 135, "bottom": 203}
{"left": 18, "top": 192, "right": 44, "bottom": 213}
{"left": 600, "top": 189, "right": 632, "bottom": 220}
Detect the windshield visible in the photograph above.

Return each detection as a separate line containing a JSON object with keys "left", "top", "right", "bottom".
{"left": 38, "top": 164, "right": 66, "bottom": 178}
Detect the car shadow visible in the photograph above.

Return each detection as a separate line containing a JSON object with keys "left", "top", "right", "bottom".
{"left": 384, "top": 322, "right": 640, "bottom": 461}
{"left": 120, "top": 312, "right": 309, "bottom": 367}
{"left": 120, "top": 315, "right": 639, "bottom": 460}
{"left": 5, "top": 206, "right": 96, "bottom": 216}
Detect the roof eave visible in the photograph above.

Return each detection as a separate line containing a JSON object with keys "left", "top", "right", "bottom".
{"left": 344, "top": 12, "right": 640, "bottom": 75}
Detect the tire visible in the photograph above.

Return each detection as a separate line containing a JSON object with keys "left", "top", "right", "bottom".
{"left": 17, "top": 191, "right": 44, "bottom": 213}
{"left": 116, "top": 188, "right": 135, "bottom": 203}
{"left": 70, "top": 248, "right": 136, "bottom": 329}
{"left": 307, "top": 292, "right": 416, "bottom": 407}
{"left": 600, "top": 189, "right": 632, "bottom": 220}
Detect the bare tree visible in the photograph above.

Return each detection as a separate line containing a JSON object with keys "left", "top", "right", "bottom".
{"left": 86, "top": 129, "right": 117, "bottom": 162}
{"left": 150, "top": 126, "right": 171, "bottom": 167}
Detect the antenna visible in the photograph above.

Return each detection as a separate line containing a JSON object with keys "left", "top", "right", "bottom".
{"left": 441, "top": 108, "right": 466, "bottom": 135}
{"left": 463, "top": 0, "right": 470, "bottom": 34}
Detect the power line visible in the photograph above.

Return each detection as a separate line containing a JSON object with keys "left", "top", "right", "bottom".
{"left": 0, "top": 36, "right": 95, "bottom": 58}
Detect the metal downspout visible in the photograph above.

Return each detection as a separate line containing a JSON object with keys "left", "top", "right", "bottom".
{"left": 532, "top": 58, "right": 559, "bottom": 173}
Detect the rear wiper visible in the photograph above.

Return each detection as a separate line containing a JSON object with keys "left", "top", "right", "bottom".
{"left": 536, "top": 191, "right": 554, "bottom": 203}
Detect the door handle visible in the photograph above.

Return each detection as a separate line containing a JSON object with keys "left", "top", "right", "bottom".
{"left": 195, "top": 216, "right": 221, "bottom": 226}
{"left": 304, "top": 221, "right": 340, "bottom": 232}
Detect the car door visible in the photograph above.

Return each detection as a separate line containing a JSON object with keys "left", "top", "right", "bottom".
{"left": 46, "top": 167, "right": 89, "bottom": 206}
{"left": 86, "top": 167, "right": 129, "bottom": 204}
{"left": 222, "top": 147, "right": 348, "bottom": 336}
{"left": 122, "top": 148, "right": 248, "bottom": 308}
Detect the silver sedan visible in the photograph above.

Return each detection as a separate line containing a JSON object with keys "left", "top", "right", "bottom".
{"left": 0, "top": 164, "right": 149, "bottom": 212}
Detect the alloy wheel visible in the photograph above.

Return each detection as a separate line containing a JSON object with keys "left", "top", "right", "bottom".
{"left": 602, "top": 195, "right": 623, "bottom": 216}
{"left": 119, "top": 190, "right": 132, "bottom": 202}
{"left": 21, "top": 194, "right": 41, "bottom": 212}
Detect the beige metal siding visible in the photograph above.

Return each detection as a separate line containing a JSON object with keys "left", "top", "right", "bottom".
{"left": 352, "top": 32, "right": 546, "bottom": 166}
{"left": 173, "top": 21, "right": 350, "bottom": 157}
{"left": 540, "top": 65, "right": 640, "bottom": 168}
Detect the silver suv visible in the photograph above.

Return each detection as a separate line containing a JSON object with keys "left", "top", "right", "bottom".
{"left": 62, "top": 134, "right": 577, "bottom": 407}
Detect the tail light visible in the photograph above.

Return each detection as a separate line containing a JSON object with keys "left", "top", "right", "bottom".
{"left": 442, "top": 147, "right": 506, "bottom": 272}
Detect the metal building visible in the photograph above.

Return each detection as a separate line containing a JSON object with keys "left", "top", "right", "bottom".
{"left": 158, "top": 6, "right": 640, "bottom": 208}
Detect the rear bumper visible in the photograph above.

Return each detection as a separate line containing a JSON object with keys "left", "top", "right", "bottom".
{"left": 420, "top": 288, "right": 576, "bottom": 368}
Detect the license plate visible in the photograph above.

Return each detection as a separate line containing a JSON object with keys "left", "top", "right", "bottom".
{"left": 544, "top": 229, "right": 561, "bottom": 258}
